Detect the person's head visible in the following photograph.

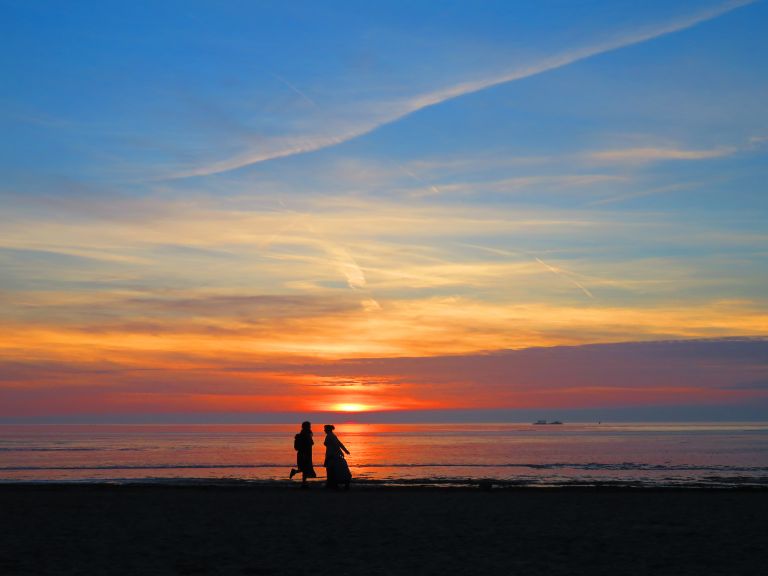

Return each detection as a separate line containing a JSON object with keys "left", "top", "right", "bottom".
{"left": 324, "top": 424, "right": 335, "bottom": 434}
{"left": 301, "top": 421, "right": 311, "bottom": 431}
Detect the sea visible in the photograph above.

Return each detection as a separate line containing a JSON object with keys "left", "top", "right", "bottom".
{"left": 1, "top": 422, "right": 767, "bottom": 488}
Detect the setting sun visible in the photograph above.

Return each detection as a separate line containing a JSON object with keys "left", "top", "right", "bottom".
{"left": 334, "top": 403, "right": 371, "bottom": 413}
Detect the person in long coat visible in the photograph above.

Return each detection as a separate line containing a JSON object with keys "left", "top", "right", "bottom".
{"left": 290, "top": 421, "right": 317, "bottom": 487}
{"left": 323, "top": 424, "right": 351, "bottom": 489}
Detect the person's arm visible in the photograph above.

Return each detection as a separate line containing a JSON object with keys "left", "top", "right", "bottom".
{"left": 338, "top": 440, "right": 350, "bottom": 455}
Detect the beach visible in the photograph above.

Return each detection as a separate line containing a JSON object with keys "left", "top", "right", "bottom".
{"left": 1, "top": 485, "right": 766, "bottom": 575}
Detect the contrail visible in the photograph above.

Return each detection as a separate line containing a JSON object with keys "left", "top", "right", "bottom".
{"left": 172, "top": 0, "right": 753, "bottom": 179}
{"left": 402, "top": 168, "right": 442, "bottom": 197}
{"left": 463, "top": 243, "right": 595, "bottom": 300}
{"left": 272, "top": 74, "right": 317, "bottom": 107}
{"left": 262, "top": 203, "right": 381, "bottom": 310}
{"left": 534, "top": 257, "right": 594, "bottom": 299}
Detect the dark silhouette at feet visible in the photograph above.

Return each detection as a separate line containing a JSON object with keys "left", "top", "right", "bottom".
{"left": 323, "top": 424, "right": 351, "bottom": 490}
{"left": 289, "top": 421, "right": 317, "bottom": 487}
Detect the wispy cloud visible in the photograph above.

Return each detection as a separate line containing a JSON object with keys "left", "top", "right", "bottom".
{"left": 590, "top": 146, "right": 736, "bottom": 163}
{"left": 262, "top": 205, "right": 380, "bottom": 310}
{"left": 588, "top": 181, "right": 701, "bottom": 206}
{"left": 3, "top": 295, "right": 767, "bottom": 366}
{"left": 413, "top": 174, "right": 625, "bottom": 197}
{"left": 171, "top": 0, "right": 754, "bottom": 179}
{"left": 748, "top": 135, "right": 768, "bottom": 148}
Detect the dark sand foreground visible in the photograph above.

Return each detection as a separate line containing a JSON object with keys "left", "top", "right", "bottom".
{"left": 1, "top": 485, "right": 766, "bottom": 575}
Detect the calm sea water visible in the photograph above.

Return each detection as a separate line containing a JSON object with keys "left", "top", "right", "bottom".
{"left": 1, "top": 423, "right": 767, "bottom": 487}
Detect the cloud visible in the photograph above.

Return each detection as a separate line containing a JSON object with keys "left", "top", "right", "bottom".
{"left": 748, "top": 135, "right": 768, "bottom": 148}
{"left": 171, "top": 0, "right": 754, "bottom": 179}
{"left": 294, "top": 337, "right": 768, "bottom": 411}
{"left": 413, "top": 174, "right": 626, "bottom": 197}
{"left": 588, "top": 182, "right": 700, "bottom": 206}
{"left": 122, "top": 294, "right": 360, "bottom": 318}
{"left": 3, "top": 337, "right": 766, "bottom": 418}
{"left": 590, "top": 147, "right": 736, "bottom": 163}
{"left": 3, "top": 293, "right": 767, "bottom": 368}
{"left": 727, "top": 379, "right": 768, "bottom": 390}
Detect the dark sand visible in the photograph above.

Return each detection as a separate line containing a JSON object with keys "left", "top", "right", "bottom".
{"left": 1, "top": 485, "right": 766, "bottom": 575}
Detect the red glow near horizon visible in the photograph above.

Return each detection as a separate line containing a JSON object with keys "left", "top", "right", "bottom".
{"left": 1, "top": 336, "right": 766, "bottom": 419}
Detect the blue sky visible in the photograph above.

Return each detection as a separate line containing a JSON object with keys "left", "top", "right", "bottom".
{"left": 1, "top": 0, "right": 767, "bottom": 419}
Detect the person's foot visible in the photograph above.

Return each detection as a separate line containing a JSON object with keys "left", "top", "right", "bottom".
{"left": 289, "top": 469, "right": 297, "bottom": 479}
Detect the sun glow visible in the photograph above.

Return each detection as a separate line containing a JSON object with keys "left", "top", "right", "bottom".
{"left": 334, "top": 403, "right": 371, "bottom": 412}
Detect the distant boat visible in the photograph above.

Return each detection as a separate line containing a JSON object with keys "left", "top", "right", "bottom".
{"left": 533, "top": 420, "right": 564, "bottom": 425}
{"left": 533, "top": 420, "right": 548, "bottom": 425}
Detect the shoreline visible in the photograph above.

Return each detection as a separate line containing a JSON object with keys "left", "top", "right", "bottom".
{"left": 3, "top": 479, "right": 768, "bottom": 491}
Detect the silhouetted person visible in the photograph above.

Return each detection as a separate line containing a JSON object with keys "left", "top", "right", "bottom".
{"left": 289, "top": 421, "right": 316, "bottom": 487}
{"left": 323, "top": 424, "right": 351, "bottom": 490}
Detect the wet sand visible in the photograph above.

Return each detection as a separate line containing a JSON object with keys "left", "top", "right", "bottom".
{"left": 1, "top": 484, "right": 766, "bottom": 575}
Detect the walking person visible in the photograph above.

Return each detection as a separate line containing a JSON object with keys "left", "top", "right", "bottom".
{"left": 289, "top": 421, "right": 317, "bottom": 487}
{"left": 323, "top": 424, "right": 351, "bottom": 490}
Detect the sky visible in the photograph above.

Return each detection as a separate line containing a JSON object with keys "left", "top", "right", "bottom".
{"left": 1, "top": 0, "right": 767, "bottom": 422}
